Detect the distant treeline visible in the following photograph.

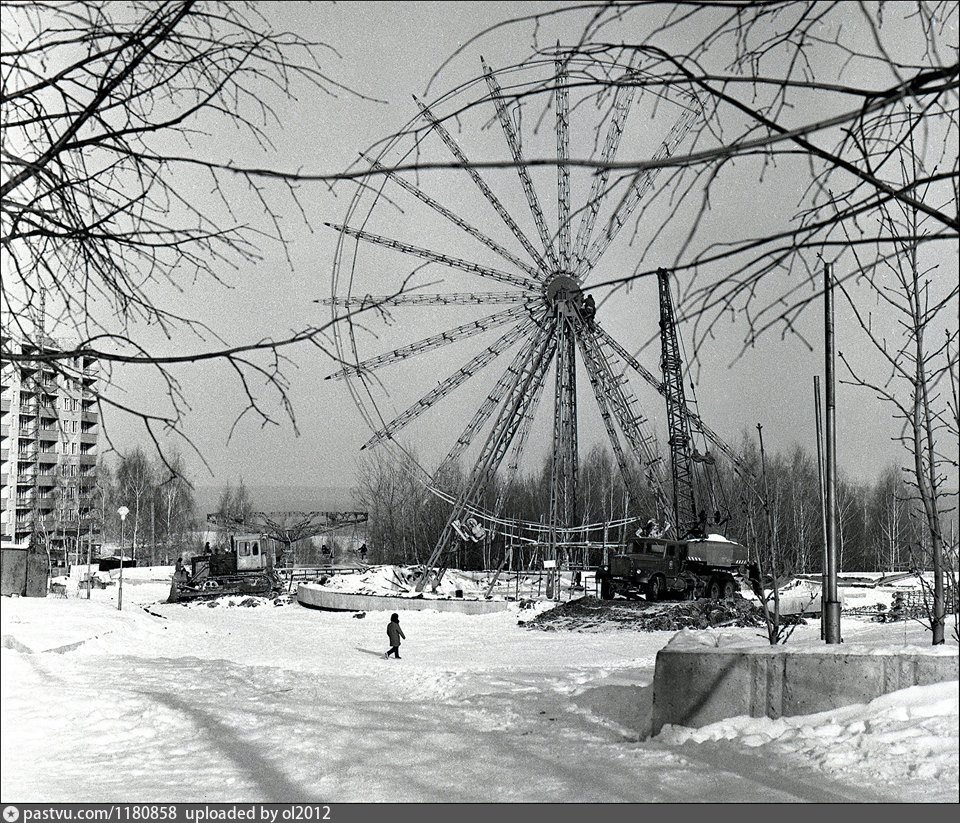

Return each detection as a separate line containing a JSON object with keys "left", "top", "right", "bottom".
{"left": 353, "top": 438, "right": 958, "bottom": 574}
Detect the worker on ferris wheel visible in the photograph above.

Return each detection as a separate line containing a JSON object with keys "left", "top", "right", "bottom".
{"left": 581, "top": 293, "right": 597, "bottom": 327}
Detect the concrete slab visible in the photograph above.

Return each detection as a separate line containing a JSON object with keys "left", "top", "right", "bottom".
{"left": 297, "top": 583, "right": 511, "bottom": 614}
{"left": 652, "top": 638, "right": 958, "bottom": 735}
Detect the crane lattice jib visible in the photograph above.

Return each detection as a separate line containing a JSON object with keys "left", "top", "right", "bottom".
{"left": 656, "top": 269, "right": 698, "bottom": 532}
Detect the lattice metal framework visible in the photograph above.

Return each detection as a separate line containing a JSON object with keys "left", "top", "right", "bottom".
{"left": 326, "top": 54, "right": 726, "bottom": 591}
{"left": 206, "top": 511, "right": 368, "bottom": 552}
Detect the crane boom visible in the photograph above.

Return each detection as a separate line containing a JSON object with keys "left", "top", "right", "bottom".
{"left": 657, "top": 268, "right": 699, "bottom": 534}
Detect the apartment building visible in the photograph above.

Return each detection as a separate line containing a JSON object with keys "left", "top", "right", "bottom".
{"left": 1, "top": 336, "right": 99, "bottom": 555}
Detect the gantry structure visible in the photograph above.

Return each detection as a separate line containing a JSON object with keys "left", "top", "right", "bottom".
{"left": 206, "top": 511, "right": 368, "bottom": 560}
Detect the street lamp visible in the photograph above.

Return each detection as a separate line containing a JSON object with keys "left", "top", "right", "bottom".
{"left": 117, "top": 506, "right": 129, "bottom": 611}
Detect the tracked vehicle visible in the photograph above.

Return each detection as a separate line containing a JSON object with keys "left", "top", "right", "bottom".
{"left": 169, "top": 533, "right": 281, "bottom": 602}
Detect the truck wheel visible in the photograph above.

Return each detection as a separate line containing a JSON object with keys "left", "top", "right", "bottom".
{"left": 720, "top": 578, "right": 737, "bottom": 599}
{"left": 707, "top": 577, "right": 722, "bottom": 600}
{"left": 646, "top": 575, "right": 665, "bottom": 602}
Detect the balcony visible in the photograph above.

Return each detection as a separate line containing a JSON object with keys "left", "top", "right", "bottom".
{"left": 78, "top": 454, "right": 97, "bottom": 466}
{"left": 80, "top": 411, "right": 98, "bottom": 424}
{"left": 0, "top": 399, "right": 9, "bottom": 413}
{"left": 38, "top": 451, "right": 59, "bottom": 464}
{"left": 79, "top": 432, "right": 98, "bottom": 445}
{"left": 16, "top": 473, "right": 57, "bottom": 487}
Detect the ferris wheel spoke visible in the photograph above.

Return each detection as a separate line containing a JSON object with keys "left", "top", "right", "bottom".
{"left": 417, "top": 324, "right": 558, "bottom": 591}
{"left": 363, "top": 156, "right": 542, "bottom": 280}
{"left": 595, "top": 325, "right": 760, "bottom": 496}
{"left": 325, "top": 304, "right": 533, "bottom": 381}
{"left": 436, "top": 319, "right": 554, "bottom": 472}
{"left": 415, "top": 96, "right": 549, "bottom": 274}
{"left": 577, "top": 103, "right": 699, "bottom": 279}
{"left": 495, "top": 349, "right": 550, "bottom": 515}
{"left": 361, "top": 314, "right": 542, "bottom": 449}
{"left": 572, "top": 68, "right": 637, "bottom": 274}
{"left": 576, "top": 330, "right": 645, "bottom": 503}
{"left": 555, "top": 56, "right": 571, "bottom": 271}
{"left": 580, "top": 327, "right": 669, "bottom": 513}
{"left": 318, "top": 291, "right": 529, "bottom": 308}
{"left": 325, "top": 222, "right": 540, "bottom": 291}
{"left": 482, "top": 59, "right": 560, "bottom": 274}
{"left": 473, "top": 325, "right": 557, "bottom": 494}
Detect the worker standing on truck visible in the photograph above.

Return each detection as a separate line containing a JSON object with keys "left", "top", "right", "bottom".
{"left": 384, "top": 613, "right": 406, "bottom": 659}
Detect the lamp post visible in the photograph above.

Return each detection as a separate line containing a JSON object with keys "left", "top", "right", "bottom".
{"left": 117, "top": 506, "right": 129, "bottom": 611}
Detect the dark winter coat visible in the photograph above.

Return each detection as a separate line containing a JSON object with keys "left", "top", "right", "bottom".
{"left": 387, "top": 620, "right": 405, "bottom": 647}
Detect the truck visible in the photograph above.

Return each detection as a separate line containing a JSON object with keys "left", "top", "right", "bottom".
{"left": 595, "top": 269, "right": 764, "bottom": 603}
{"left": 596, "top": 534, "right": 760, "bottom": 601}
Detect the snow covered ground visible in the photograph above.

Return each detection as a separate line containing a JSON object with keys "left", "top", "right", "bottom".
{"left": 2, "top": 567, "right": 957, "bottom": 803}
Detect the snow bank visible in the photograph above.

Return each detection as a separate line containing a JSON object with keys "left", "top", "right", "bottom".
{"left": 656, "top": 681, "right": 959, "bottom": 800}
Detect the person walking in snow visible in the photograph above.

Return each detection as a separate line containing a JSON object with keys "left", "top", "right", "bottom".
{"left": 384, "top": 613, "right": 405, "bottom": 659}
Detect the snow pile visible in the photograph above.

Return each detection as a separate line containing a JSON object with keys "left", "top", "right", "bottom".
{"left": 316, "top": 564, "right": 592, "bottom": 601}
{"left": 657, "top": 681, "right": 959, "bottom": 800}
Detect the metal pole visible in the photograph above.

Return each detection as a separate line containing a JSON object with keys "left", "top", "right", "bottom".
{"left": 814, "top": 376, "right": 827, "bottom": 640}
{"left": 86, "top": 527, "right": 92, "bottom": 600}
{"left": 824, "top": 264, "right": 842, "bottom": 643}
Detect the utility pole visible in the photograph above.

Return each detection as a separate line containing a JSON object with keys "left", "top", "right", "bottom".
{"left": 824, "top": 264, "right": 842, "bottom": 643}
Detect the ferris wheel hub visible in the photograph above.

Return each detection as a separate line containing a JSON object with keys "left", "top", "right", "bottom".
{"left": 546, "top": 274, "right": 582, "bottom": 317}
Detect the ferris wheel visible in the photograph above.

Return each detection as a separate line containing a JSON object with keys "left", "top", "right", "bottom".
{"left": 325, "top": 53, "right": 704, "bottom": 576}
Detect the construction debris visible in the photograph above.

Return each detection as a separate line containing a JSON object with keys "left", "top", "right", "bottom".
{"left": 523, "top": 595, "right": 802, "bottom": 633}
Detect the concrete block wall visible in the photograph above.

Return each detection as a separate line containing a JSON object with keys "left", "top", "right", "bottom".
{"left": 652, "top": 642, "right": 959, "bottom": 735}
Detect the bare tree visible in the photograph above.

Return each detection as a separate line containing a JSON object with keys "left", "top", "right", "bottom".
{"left": 156, "top": 452, "right": 195, "bottom": 559}
{"left": 1, "top": 1, "right": 374, "bottom": 461}
{"left": 116, "top": 446, "right": 153, "bottom": 560}
{"left": 834, "top": 105, "right": 957, "bottom": 643}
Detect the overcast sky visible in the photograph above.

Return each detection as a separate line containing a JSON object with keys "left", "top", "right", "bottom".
{"left": 93, "top": 1, "right": 958, "bottom": 496}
